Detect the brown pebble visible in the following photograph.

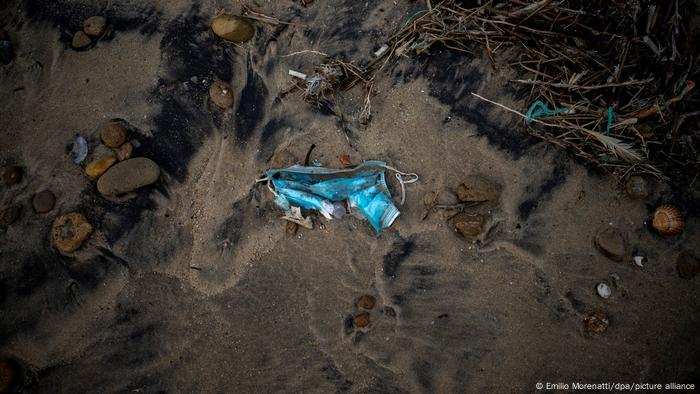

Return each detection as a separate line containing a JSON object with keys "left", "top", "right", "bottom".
{"left": 52, "top": 212, "right": 93, "bottom": 253}
{"left": 115, "top": 141, "right": 133, "bottom": 161}
{"left": 677, "top": 250, "right": 700, "bottom": 279}
{"left": 32, "top": 190, "right": 56, "bottom": 213}
{"left": 456, "top": 175, "right": 501, "bottom": 203}
{"left": 71, "top": 31, "right": 92, "bottom": 49}
{"left": 100, "top": 123, "right": 127, "bottom": 148}
{"left": 0, "top": 358, "right": 21, "bottom": 393}
{"left": 209, "top": 80, "right": 234, "bottom": 109}
{"left": 594, "top": 227, "right": 626, "bottom": 261}
{"left": 450, "top": 212, "right": 485, "bottom": 238}
{"left": 353, "top": 312, "right": 370, "bottom": 328}
{"left": 356, "top": 295, "right": 376, "bottom": 310}
{"left": 584, "top": 311, "right": 609, "bottom": 334}
{"left": 624, "top": 175, "right": 649, "bottom": 199}
{"left": 0, "top": 205, "right": 21, "bottom": 226}
{"left": 0, "top": 165, "right": 22, "bottom": 186}
{"left": 86, "top": 156, "right": 117, "bottom": 178}
{"left": 83, "top": 16, "right": 107, "bottom": 37}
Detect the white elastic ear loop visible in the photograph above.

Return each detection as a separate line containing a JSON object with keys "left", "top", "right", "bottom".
{"left": 383, "top": 165, "right": 419, "bottom": 205}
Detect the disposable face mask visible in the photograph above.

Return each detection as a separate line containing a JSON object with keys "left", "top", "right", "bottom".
{"left": 259, "top": 161, "right": 418, "bottom": 233}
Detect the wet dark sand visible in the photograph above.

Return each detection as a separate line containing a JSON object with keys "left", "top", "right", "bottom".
{"left": 1, "top": 0, "right": 699, "bottom": 392}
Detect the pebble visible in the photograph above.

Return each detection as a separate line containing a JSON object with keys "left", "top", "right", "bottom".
{"left": 0, "top": 165, "right": 21, "bottom": 186}
{"left": 83, "top": 16, "right": 107, "bottom": 37}
{"left": 0, "top": 205, "right": 21, "bottom": 226}
{"left": 353, "top": 312, "right": 370, "bottom": 328}
{"left": 356, "top": 295, "right": 376, "bottom": 310}
{"left": 584, "top": 311, "right": 609, "bottom": 334}
{"left": 596, "top": 282, "right": 611, "bottom": 299}
{"left": 85, "top": 156, "right": 117, "bottom": 178}
{"left": 97, "top": 157, "right": 160, "bottom": 196}
{"left": 209, "top": 80, "right": 234, "bottom": 109}
{"left": 52, "top": 212, "right": 93, "bottom": 253}
{"left": 624, "top": 175, "right": 649, "bottom": 199}
{"left": 32, "top": 190, "right": 55, "bottom": 213}
{"left": 115, "top": 141, "right": 133, "bottom": 161}
{"left": 450, "top": 212, "right": 485, "bottom": 239}
{"left": 211, "top": 14, "right": 255, "bottom": 43}
{"left": 0, "top": 358, "right": 20, "bottom": 393}
{"left": 100, "top": 123, "right": 127, "bottom": 148}
{"left": 676, "top": 250, "right": 700, "bottom": 280}
{"left": 0, "top": 31, "right": 14, "bottom": 65}
{"left": 456, "top": 175, "right": 501, "bottom": 203}
{"left": 71, "top": 31, "right": 92, "bottom": 49}
{"left": 594, "top": 227, "right": 626, "bottom": 261}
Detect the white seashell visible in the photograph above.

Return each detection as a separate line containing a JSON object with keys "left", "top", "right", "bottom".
{"left": 596, "top": 283, "right": 612, "bottom": 299}
{"left": 633, "top": 255, "right": 645, "bottom": 267}
{"left": 71, "top": 134, "right": 88, "bottom": 163}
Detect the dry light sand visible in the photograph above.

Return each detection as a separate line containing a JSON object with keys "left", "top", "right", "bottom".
{"left": 1, "top": 0, "right": 699, "bottom": 392}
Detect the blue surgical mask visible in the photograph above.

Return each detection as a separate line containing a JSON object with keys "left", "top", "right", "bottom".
{"left": 260, "top": 161, "right": 418, "bottom": 233}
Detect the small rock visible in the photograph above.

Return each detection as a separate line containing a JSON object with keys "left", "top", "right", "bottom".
{"left": 624, "top": 175, "right": 649, "bottom": 199}
{"left": 455, "top": 175, "right": 501, "bottom": 203}
{"left": 115, "top": 141, "right": 133, "bottom": 161}
{"left": 100, "top": 123, "right": 127, "bottom": 148}
{"left": 596, "top": 282, "right": 611, "bottom": 299}
{"left": 584, "top": 311, "right": 609, "bottom": 334}
{"left": 0, "top": 358, "right": 21, "bottom": 393}
{"left": 356, "top": 295, "right": 376, "bottom": 310}
{"left": 0, "top": 205, "right": 21, "bottom": 226}
{"left": 71, "top": 31, "right": 92, "bottom": 49}
{"left": 209, "top": 80, "right": 234, "bottom": 109}
{"left": 594, "top": 227, "right": 626, "bottom": 261}
{"left": 423, "top": 192, "right": 437, "bottom": 207}
{"left": 353, "top": 312, "right": 370, "bottom": 328}
{"left": 97, "top": 157, "right": 160, "bottom": 196}
{"left": 450, "top": 212, "right": 485, "bottom": 239}
{"left": 83, "top": 16, "right": 107, "bottom": 37}
{"left": 85, "top": 156, "right": 117, "bottom": 178}
{"left": 211, "top": 14, "right": 255, "bottom": 43}
{"left": 0, "top": 35, "right": 14, "bottom": 65}
{"left": 676, "top": 250, "right": 700, "bottom": 279}
{"left": 32, "top": 190, "right": 56, "bottom": 213}
{"left": 52, "top": 212, "right": 93, "bottom": 253}
{"left": 0, "top": 165, "right": 22, "bottom": 186}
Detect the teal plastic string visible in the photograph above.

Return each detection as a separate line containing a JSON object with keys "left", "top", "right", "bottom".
{"left": 605, "top": 106, "right": 615, "bottom": 136}
{"left": 525, "top": 100, "right": 569, "bottom": 124}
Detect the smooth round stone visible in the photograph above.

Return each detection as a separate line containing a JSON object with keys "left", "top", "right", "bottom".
{"left": 85, "top": 156, "right": 117, "bottom": 178}
{"left": 100, "top": 123, "right": 127, "bottom": 148}
{"left": 456, "top": 175, "right": 501, "bottom": 203}
{"left": 97, "top": 157, "right": 160, "bottom": 196}
{"left": 209, "top": 80, "right": 234, "bottom": 109}
{"left": 596, "top": 283, "right": 612, "bottom": 299}
{"left": 71, "top": 31, "right": 92, "bottom": 49}
{"left": 353, "top": 312, "right": 370, "bottom": 328}
{"left": 52, "top": 212, "right": 93, "bottom": 253}
{"left": 356, "top": 295, "right": 376, "bottom": 310}
{"left": 115, "top": 141, "right": 133, "bottom": 161}
{"left": 83, "top": 16, "right": 107, "bottom": 37}
{"left": 594, "top": 227, "right": 626, "bottom": 261}
{"left": 450, "top": 212, "right": 485, "bottom": 238}
{"left": 32, "top": 190, "right": 56, "bottom": 213}
{"left": 0, "top": 205, "right": 21, "bottom": 226}
{"left": 0, "top": 165, "right": 21, "bottom": 186}
{"left": 211, "top": 14, "right": 255, "bottom": 43}
{"left": 677, "top": 250, "right": 700, "bottom": 279}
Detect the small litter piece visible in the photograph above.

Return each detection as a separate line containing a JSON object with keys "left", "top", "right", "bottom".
{"left": 281, "top": 206, "right": 312, "bottom": 229}
{"left": 70, "top": 134, "right": 88, "bottom": 164}
{"left": 259, "top": 161, "right": 418, "bottom": 233}
{"left": 288, "top": 69, "right": 308, "bottom": 80}
{"left": 585, "top": 311, "right": 609, "bottom": 334}
{"left": 374, "top": 44, "right": 389, "bottom": 58}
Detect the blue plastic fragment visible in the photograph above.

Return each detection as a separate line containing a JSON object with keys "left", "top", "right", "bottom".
{"left": 265, "top": 161, "right": 403, "bottom": 233}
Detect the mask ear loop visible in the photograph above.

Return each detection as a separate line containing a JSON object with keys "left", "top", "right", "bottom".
{"left": 383, "top": 165, "right": 419, "bottom": 205}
